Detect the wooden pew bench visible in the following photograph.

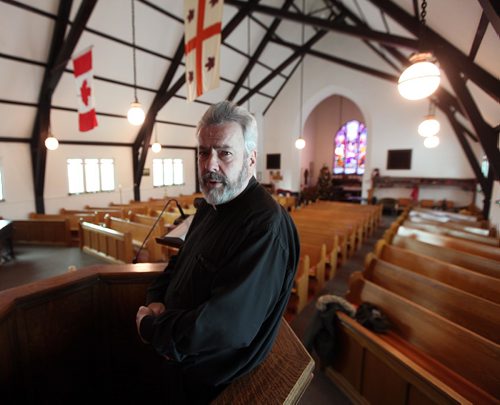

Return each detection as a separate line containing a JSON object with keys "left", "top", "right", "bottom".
{"left": 402, "top": 219, "right": 500, "bottom": 247}
{"left": 363, "top": 255, "right": 500, "bottom": 343}
{"left": 396, "top": 225, "right": 500, "bottom": 261}
{"left": 408, "top": 212, "right": 494, "bottom": 237}
{"left": 392, "top": 235, "right": 500, "bottom": 279}
{"left": 80, "top": 221, "right": 134, "bottom": 263}
{"left": 374, "top": 240, "right": 500, "bottom": 304}
{"left": 12, "top": 218, "right": 72, "bottom": 246}
{"left": 300, "top": 242, "right": 327, "bottom": 296}
{"left": 29, "top": 212, "right": 98, "bottom": 244}
{"left": 285, "top": 256, "right": 310, "bottom": 320}
{"left": 299, "top": 231, "right": 339, "bottom": 278}
{"left": 104, "top": 216, "right": 165, "bottom": 262}
{"left": 327, "top": 273, "right": 499, "bottom": 404}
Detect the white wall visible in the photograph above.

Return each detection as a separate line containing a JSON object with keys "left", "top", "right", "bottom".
{"left": 0, "top": 143, "right": 35, "bottom": 219}
{"left": 263, "top": 37, "right": 481, "bottom": 209}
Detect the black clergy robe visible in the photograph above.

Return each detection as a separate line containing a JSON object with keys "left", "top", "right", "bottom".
{"left": 140, "top": 177, "right": 299, "bottom": 399}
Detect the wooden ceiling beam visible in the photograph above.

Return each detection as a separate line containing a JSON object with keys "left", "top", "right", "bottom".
{"left": 369, "top": 0, "right": 500, "bottom": 101}
{"left": 30, "top": 0, "right": 97, "bottom": 213}
{"left": 227, "top": 0, "right": 295, "bottom": 101}
{"left": 469, "top": 12, "right": 489, "bottom": 61}
{"left": 225, "top": 0, "right": 419, "bottom": 49}
{"left": 476, "top": 0, "right": 500, "bottom": 37}
{"left": 442, "top": 63, "right": 500, "bottom": 181}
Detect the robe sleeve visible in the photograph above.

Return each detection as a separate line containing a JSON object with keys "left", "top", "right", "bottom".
{"left": 145, "top": 254, "right": 178, "bottom": 304}
{"left": 145, "top": 224, "right": 293, "bottom": 360}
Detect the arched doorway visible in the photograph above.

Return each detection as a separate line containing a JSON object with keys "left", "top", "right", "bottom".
{"left": 302, "top": 95, "right": 367, "bottom": 202}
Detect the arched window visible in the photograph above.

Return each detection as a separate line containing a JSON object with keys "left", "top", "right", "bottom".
{"left": 333, "top": 120, "right": 367, "bottom": 175}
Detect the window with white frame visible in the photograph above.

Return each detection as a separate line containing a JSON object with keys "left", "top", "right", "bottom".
{"left": 67, "top": 158, "right": 115, "bottom": 194}
{"left": 153, "top": 158, "right": 184, "bottom": 187}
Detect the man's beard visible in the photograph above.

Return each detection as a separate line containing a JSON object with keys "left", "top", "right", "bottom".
{"left": 199, "top": 163, "right": 249, "bottom": 205}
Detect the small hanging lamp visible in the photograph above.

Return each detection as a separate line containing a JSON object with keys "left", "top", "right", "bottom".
{"left": 151, "top": 124, "right": 161, "bottom": 153}
{"left": 295, "top": 0, "right": 306, "bottom": 151}
{"left": 418, "top": 100, "right": 440, "bottom": 137}
{"left": 424, "top": 135, "right": 440, "bottom": 148}
{"left": 398, "top": 0, "right": 440, "bottom": 100}
{"left": 45, "top": 127, "right": 59, "bottom": 151}
{"left": 127, "top": 0, "right": 145, "bottom": 126}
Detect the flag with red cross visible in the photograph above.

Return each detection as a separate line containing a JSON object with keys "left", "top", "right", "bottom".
{"left": 184, "top": 0, "right": 223, "bottom": 102}
{"left": 72, "top": 47, "right": 98, "bottom": 132}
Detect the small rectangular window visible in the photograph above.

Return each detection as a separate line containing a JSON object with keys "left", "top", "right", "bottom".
{"left": 67, "top": 158, "right": 115, "bottom": 194}
{"left": 153, "top": 158, "right": 184, "bottom": 187}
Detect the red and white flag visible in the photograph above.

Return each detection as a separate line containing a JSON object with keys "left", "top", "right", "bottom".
{"left": 72, "top": 47, "right": 98, "bottom": 132}
{"left": 184, "top": 0, "right": 223, "bottom": 102}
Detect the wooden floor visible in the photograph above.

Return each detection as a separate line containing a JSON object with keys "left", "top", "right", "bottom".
{"left": 0, "top": 214, "right": 392, "bottom": 404}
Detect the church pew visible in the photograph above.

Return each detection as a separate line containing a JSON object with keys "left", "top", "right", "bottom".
{"left": 327, "top": 273, "right": 499, "bottom": 404}
{"left": 104, "top": 216, "right": 165, "bottom": 262}
{"left": 374, "top": 240, "right": 500, "bottom": 304}
{"left": 288, "top": 256, "right": 310, "bottom": 315}
{"left": 28, "top": 212, "right": 98, "bottom": 243}
{"left": 396, "top": 225, "right": 500, "bottom": 261}
{"left": 0, "top": 264, "right": 314, "bottom": 403}
{"left": 292, "top": 216, "right": 353, "bottom": 262}
{"left": 402, "top": 219, "right": 499, "bottom": 246}
{"left": 308, "top": 201, "right": 377, "bottom": 239}
{"left": 300, "top": 242, "right": 327, "bottom": 296}
{"left": 363, "top": 255, "right": 500, "bottom": 344}
{"left": 12, "top": 218, "right": 72, "bottom": 246}
{"left": 299, "top": 231, "right": 339, "bottom": 278}
{"left": 293, "top": 209, "right": 364, "bottom": 251}
{"left": 408, "top": 211, "right": 494, "bottom": 237}
{"left": 392, "top": 235, "right": 500, "bottom": 279}
{"left": 412, "top": 207, "right": 487, "bottom": 227}
{"left": 80, "top": 221, "right": 134, "bottom": 263}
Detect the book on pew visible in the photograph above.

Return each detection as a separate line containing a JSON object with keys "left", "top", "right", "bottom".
{"left": 155, "top": 215, "right": 194, "bottom": 248}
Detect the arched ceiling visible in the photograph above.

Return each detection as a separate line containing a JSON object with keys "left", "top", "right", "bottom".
{"left": 0, "top": 0, "right": 498, "bottom": 208}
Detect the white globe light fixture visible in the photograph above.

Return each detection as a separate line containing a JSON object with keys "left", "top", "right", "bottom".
{"left": 398, "top": 53, "right": 441, "bottom": 100}
{"left": 424, "top": 135, "right": 440, "bottom": 148}
{"left": 151, "top": 141, "right": 162, "bottom": 153}
{"left": 418, "top": 115, "right": 440, "bottom": 137}
{"left": 127, "top": 101, "right": 145, "bottom": 126}
{"left": 127, "top": 0, "right": 145, "bottom": 126}
{"left": 45, "top": 135, "right": 59, "bottom": 151}
{"left": 295, "top": 137, "right": 306, "bottom": 150}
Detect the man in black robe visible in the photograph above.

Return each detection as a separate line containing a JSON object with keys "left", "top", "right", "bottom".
{"left": 136, "top": 101, "right": 300, "bottom": 403}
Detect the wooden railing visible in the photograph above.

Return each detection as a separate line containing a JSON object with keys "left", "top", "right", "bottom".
{"left": 0, "top": 263, "right": 313, "bottom": 404}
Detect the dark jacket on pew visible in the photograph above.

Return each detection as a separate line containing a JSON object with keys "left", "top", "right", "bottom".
{"left": 140, "top": 178, "right": 300, "bottom": 402}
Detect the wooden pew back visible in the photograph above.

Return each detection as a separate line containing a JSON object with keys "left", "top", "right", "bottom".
{"left": 104, "top": 216, "right": 164, "bottom": 262}
{"left": 345, "top": 273, "right": 500, "bottom": 401}
{"left": 80, "top": 221, "right": 134, "bottom": 263}
{"left": 364, "top": 255, "right": 500, "bottom": 343}
{"left": 13, "top": 218, "right": 72, "bottom": 246}
{"left": 375, "top": 240, "right": 500, "bottom": 304}
{"left": 392, "top": 235, "right": 500, "bottom": 279}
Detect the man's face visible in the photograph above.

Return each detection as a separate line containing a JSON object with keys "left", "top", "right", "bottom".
{"left": 197, "top": 122, "right": 255, "bottom": 205}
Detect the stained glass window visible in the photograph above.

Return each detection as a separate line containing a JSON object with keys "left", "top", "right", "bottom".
{"left": 333, "top": 120, "right": 367, "bottom": 175}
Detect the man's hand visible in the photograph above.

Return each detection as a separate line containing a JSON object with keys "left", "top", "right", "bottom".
{"left": 148, "top": 302, "right": 166, "bottom": 316}
{"left": 136, "top": 305, "right": 154, "bottom": 343}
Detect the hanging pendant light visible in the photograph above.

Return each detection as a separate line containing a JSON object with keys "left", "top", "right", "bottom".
{"left": 151, "top": 123, "right": 161, "bottom": 153}
{"left": 295, "top": 0, "right": 306, "bottom": 151}
{"left": 424, "top": 135, "right": 440, "bottom": 148}
{"left": 127, "top": 0, "right": 145, "bottom": 126}
{"left": 398, "top": 0, "right": 440, "bottom": 100}
{"left": 418, "top": 100, "right": 440, "bottom": 137}
{"left": 45, "top": 127, "right": 59, "bottom": 151}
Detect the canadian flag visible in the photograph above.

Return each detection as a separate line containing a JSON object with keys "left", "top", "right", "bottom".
{"left": 184, "top": 0, "right": 223, "bottom": 102}
{"left": 72, "top": 47, "right": 98, "bottom": 132}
